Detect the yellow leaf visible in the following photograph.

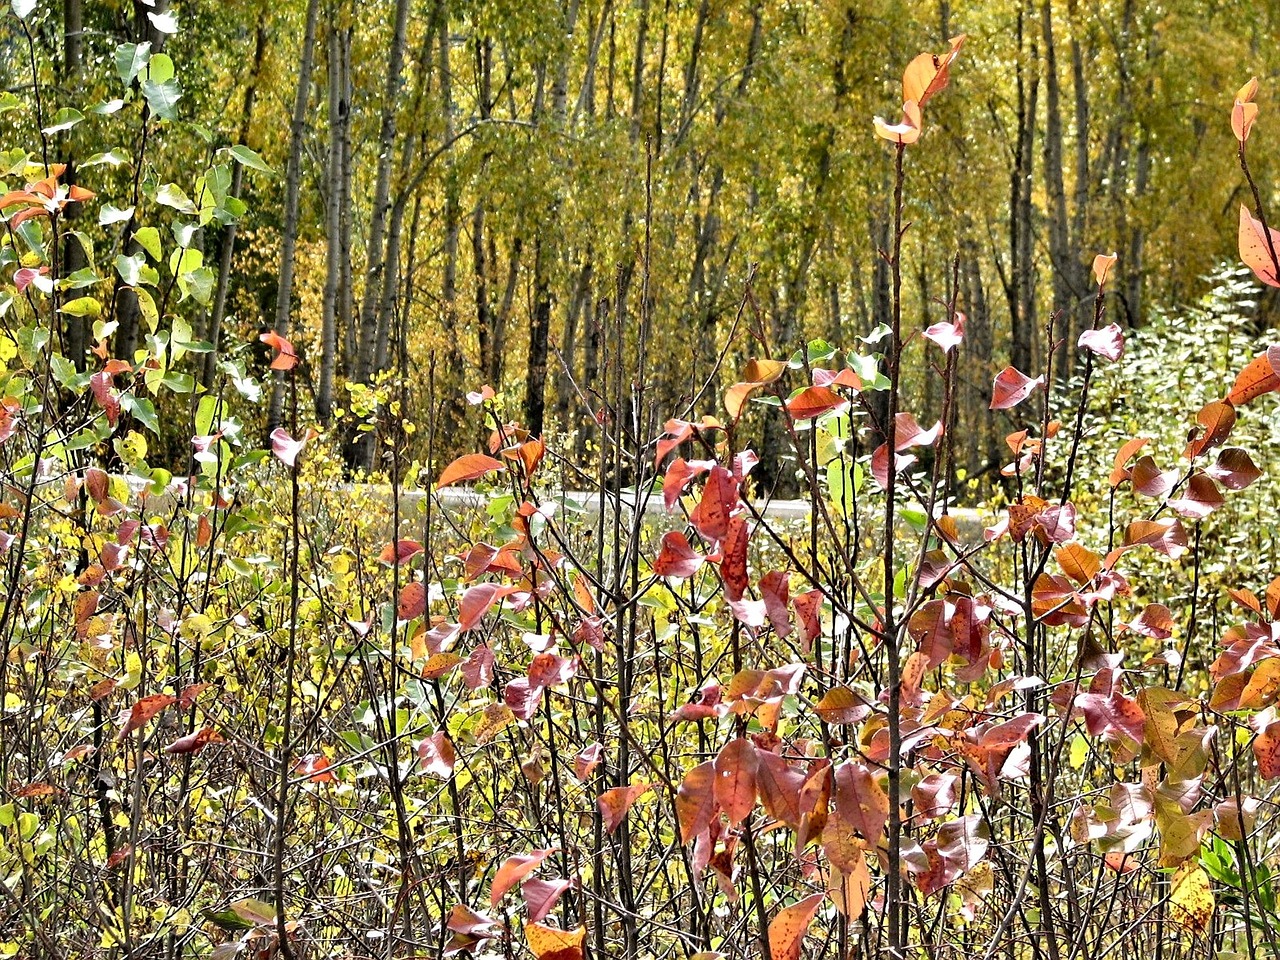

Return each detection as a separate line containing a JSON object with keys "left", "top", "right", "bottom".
{"left": 1169, "top": 861, "right": 1214, "bottom": 934}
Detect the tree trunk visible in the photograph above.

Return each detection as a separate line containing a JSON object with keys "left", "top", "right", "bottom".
{"left": 347, "top": 0, "right": 412, "bottom": 468}
{"left": 525, "top": 237, "right": 552, "bottom": 436}
{"left": 265, "top": 0, "right": 321, "bottom": 435}
{"left": 1041, "top": 0, "right": 1076, "bottom": 377}
{"left": 203, "top": 21, "right": 266, "bottom": 390}
{"left": 316, "top": 9, "right": 343, "bottom": 424}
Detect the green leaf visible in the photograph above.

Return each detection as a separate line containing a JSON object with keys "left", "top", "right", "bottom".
{"left": 141, "top": 77, "right": 182, "bottom": 121}
{"left": 155, "top": 183, "right": 196, "bottom": 214}
{"left": 146, "top": 10, "right": 177, "bottom": 34}
{"left": 223, "top": 144, "right": 273, "bottom": 174}
{"left": 88, "top": 98, "right": 125, "bottom": 116}
{"left": 115, "top": 253, "right": 144, "bottom": 286}
{"left": 0, "top": 92, "right": 21, "bottom": 114}
{"left": 115, "top": 42, "right": 151, "bottom": 85}
{"left": 121, "top": 394, "right": 158, "bottom": 435}
{"left": 147, "top": 53, "right": 175, "bottom": 84}
{"left": 41, "top": 107, "right": 83, "bottom": 135}
{"left": 99, "top": 204, "right": 134, "bottom": 227}
{"left": 169, "top": 247, "right": 203, "bottom": 277}
{"left": 81, "top": 149, "right": 131, "bottom": 168}
{"left": 179, "top": 266, "right": 215, "bottom": 306}
{"left": 60, "top": 297, "right": 101, "bottom": 318}
{"left": 134, "top": 226, "right": 161, "bottom": 261}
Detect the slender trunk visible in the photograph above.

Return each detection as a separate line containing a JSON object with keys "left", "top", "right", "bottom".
{"left": 348, "top": 0, "right": 412, "bottom": 468}
{"left": 1041, "top": 0, "right": 1075, "bottom": 377}
{"left": 628, "top": 0, "right": 650, "bottom": 142}
{"left": 525, "top": 237, "right": 552, "bottom": 436}
{"left": 266, "top": 0, "right": 321, "bottom": 435}
{"left": 338, "top": 26, "right": 354, "bottom": 375}
{"left": 61, "top": 0, "right": 86, "bottom": 370}
{"left": 203, "top": 21, "right": 266, "bottom": 389}
{"left": 316, "top": 10, "right": 343, "bottom": 424}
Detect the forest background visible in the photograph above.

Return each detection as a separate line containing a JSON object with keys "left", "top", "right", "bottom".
{"left": 8, "top": 0, "right": 1275, "bottom": 478}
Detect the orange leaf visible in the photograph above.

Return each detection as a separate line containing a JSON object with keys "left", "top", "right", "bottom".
{"left": 259, "top": 331, "right": 298, "bottom": 370}
{"left": 597, "top": 782, "right": 652, "bottom": 835}
{"left": 713, "top": 738, "right": 758, "bottom": 826}
{"left": 767, "top": 892, "right": 826, "bottom": 960}
{"left": 1228, "top": 352, "right": 1280, "bottom": 406}
{"left": 491, "top": 849, "right": 555, "bottom": 907}
{"left": 524, "top": 921, "right": 585, "bottom": 960}
{"left": 379, "top": 539, "right": 423, "bottom": 565}
{"left": 873, "top": 99, "right": 922, "bottom": 144}
{"left": 1092, "top": 252, "right": 1118, "bottom": 286}
{"left": 676, "top": 761, "right": 717, "bottom": 844}
{"left": 1056, "top": 543, "right": 1100, "bottom": 585}
{"left": 437, "top": 453, "right": 505, "bottom": 488}
{"left": 1183, "top": 400, "right": 1236, "bottom": 460}
{"left": 1239, "top": 205, "right": 1280, "bottom": 288}
{"left": 786, "top": 385, "right": 848, "bottom": 421}
{"left": 117, "top": 694, "right": 178, "bottom": 740}
{"left": 901, "top": 35, "right": 965, "bottom": 108}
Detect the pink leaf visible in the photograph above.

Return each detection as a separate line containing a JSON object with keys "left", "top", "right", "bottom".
{"left": 521, "top": 877, "right": 571, "bottom": 923}
{"left": 1078, "top": 323, "right": 1125, "bottom": 362}
{"left": 490, "top": 849, "right": 555, "bottom": 907}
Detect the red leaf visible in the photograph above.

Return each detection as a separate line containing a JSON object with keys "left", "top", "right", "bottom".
{"left": 1255, "top": 719, "right": 1280, "bottom": 779}
{"left": 460, "top": 645, "right": 495, "bottom": 688}
{"left": 460, "top": 582, "right": 506, "bottom": 631}
{"left": 767, "top": 892, "right": 826, "bottom": 960}
{"left": 90, "top": 371, "right": 120, "bottom": 425}
{"left": 652, "top": 531, "right": 705, "bottom": 579}
{"left": 893, "top": 412, "right": 942, "bottom": 451}
{"left": 832, "top": 761, "right": 889, "bottom": 843}
{"left": 1078, "top": 323, "right": 1125, "bottom": 362}
{"left": 1168, "top": 473, "right": 1224, "bottom": 520}
{"left": 662, "top": 457, "right": 713, "bottom": 509}
{"left": 490, "top": 849, "right": 555, "bottom": 907}
{"left": 720, "top": 515, "right": 750, "bottom": 602}
{"left": 521, "top": 878, "right": 572, "bottom": 923}
{"left": 690, "top": 465, "right": 738, "bottom": 542}
{"left": 436, "top": 453, "right": 505, "bottom": 489}
{"left": 163, "top": 726, "right": 223, "bottom": 755}
{"left": 676, "top": 761, "right": 717, "bottom": 844}
{"left": 598, "top": 782, "right": 653, "bottom": 835}
{"left": 713, "top": 738, "right": 758, "bottom": 826}
{"left": 1206, "top": 447, "right": 1262, "bottom": 490}
{"left": 759, "top": 570, "right": 792, "bottom": 638}
{"left": 117, "top": 694, "right": 178, "bottom": 740}
{"left": 755, "top": 751, "right": 806, "bottom": 827}
{"left": 503, "top": 678, "right": 544, "bottom": 720}
{"left": 794, "top": 590, "right": 823, "bottom": 652}
{"left": 379, "top": 539, "right": 423, "bottom": 565}
{"left": 990, "top": 366, "right": 1044, "bottom": 410}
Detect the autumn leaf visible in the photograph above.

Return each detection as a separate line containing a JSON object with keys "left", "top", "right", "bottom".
{"left": 522, "top": 878, "right": 572, "bottom": 923}
{"left": 1169, "top": 861, "right": 1214, "bottom": 934}
{"left": 652, "top": 531, "right": 704, "bottom": 579}
{"left": 676, "top": 761, "right": 717, "bottom": 844}
{"left": 524, "top": 921, "right": 585, "bottom": 960}
{"left": 379, "top": 539, "right": 423, "bottom": 565}
{"left": 118, "top": 694, "right": 178, "bottom": 740}
{"left": 293, "top": 753, "right": 337, "bottom": 784}
{"left": 1227, "top": 352, "right": 1280, "bottom": 405}
{"left": 713, "top": 738, "right": 758, "bottom": 826}
{"left": 873, "top": 99, "right": 922, "bottom": 144}
{"left": 417, "top": 732, "right": 456, "bottom": 779}
{"left": 259, "top": 331, "right": 298, "bottom": 370}
{"left": 1078, "top": 323, "right": 1124, "bottom": 361}
{"left": 436, "top": 453, "right": 505, "bottom": 488}
{"left": 785, "top": 385, "right": 848, "bottom": 421}
{"left": 491, "top": 849, "right": 556, "bottom": 907}
{"left": 1239, "top": 205, "right": 1280, "bottom": 288}
{"left": 1092, "top": 252, "right": 1118, "bottom": 286}
{"left": 767, "top": 892, "right": 825, "bottom": 960}
{"left": 990, "top": 366, "right": 1044, "bottom": 410}
{"left": 902, "top": 35, "right": 965, "bottom": 108}
{"left": 598, "top": 782, "right": 652, "bottom": 835}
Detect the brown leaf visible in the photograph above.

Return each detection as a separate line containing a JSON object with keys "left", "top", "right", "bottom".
{"left": 117, "top": 694, "right": 178, "bottom": 741}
